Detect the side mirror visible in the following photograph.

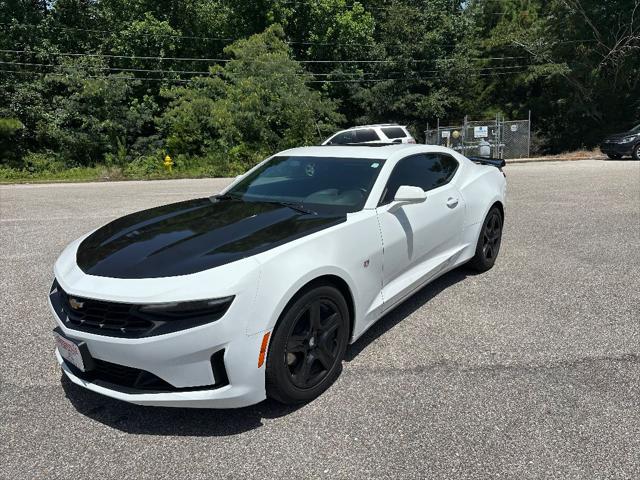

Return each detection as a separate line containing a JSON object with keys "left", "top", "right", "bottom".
{"left": 393, "top": 185, "right": 427, "bottom": 204}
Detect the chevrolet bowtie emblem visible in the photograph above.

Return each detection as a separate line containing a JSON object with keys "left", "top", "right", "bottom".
{"left": 69, "top": 298, "right": 84, "bottom": 310}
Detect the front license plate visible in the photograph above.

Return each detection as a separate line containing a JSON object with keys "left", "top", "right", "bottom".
{"left": 54, "top": 329, "right": 92, "bottom": 372}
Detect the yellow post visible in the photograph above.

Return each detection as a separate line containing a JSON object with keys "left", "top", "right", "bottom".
{"left": 163, "top": 154, "right": 173, "bottom": 173}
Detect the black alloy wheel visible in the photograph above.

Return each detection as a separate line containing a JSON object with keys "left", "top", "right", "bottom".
{"left": 285, "top": 299, "right": 342, "bottom": 388}
{"left": 470, "top": 207, "right": 503, "bottom": 272}
{"left": 482, "top": 210, "right": 502, "bottom": 262}
{"left": 266, "top": 283, "right": 349, "bottom": 404}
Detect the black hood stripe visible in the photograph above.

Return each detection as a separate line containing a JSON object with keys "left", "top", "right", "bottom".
{"left": 98, "top": 201, "right": 206, "bottom": 246}
{"left": 77, "top": 198, "right": 345, "bottom": 279}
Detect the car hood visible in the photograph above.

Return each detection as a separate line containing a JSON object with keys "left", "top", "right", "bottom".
{"left": 76, "top": 198, "right": 345, "bottom": 279}
{"left": 604, "top": 132, "right": 638, "bottom": 141}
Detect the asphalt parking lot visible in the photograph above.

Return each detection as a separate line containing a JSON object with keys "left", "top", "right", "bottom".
{"left": 1, "top": 159, "right": 639, "bottom": 479}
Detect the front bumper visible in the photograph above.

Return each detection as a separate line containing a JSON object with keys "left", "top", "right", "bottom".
{"left": 600, "top": 142, "right": 635, "bottom": 156}
{"left": 56, "top": 348, "right": 264, "bottom": 408}
{"left": 52, "top": 296, "right": 269, "bottom": 408}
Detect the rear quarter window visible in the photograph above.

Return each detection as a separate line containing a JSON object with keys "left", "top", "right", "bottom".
{"left": 381, "top": 127, "right": 408, "bottom": 139}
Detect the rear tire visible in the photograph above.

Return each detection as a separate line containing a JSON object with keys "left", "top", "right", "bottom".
{"left": 606, "top": 153, "right": 622, "bottom": 160}
{"left": 265, "top": 283, "right": 350, "bottom": 405}
{"left": 469, "top": 207, "right": 503, "bottom": 273}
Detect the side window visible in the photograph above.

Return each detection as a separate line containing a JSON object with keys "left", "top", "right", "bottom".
{"left": 329, "top": 131, "right": 356, "bottom": 145}
{"left": 355, "top": 129, "right": 380, "bottom": 142}
{"left": 380, "top": 154, "right": 459, "bottom": 205}
{"left": 328, "top": 131, "right": 356, "bottom": 144}
{"left": 381, "top": 127, "right": 407, "bottom": 139}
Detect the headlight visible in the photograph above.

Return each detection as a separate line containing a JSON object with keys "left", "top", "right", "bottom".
{"left": 138, "top": 296, "right": 235, "bottom": 319}
{"left": 616, "top": 135, "right": 637, "bottom": 143}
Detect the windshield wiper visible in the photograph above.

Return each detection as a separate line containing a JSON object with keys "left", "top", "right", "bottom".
{"left": 262, "top": 201, "right": 317, "bottom": 215}
{"left": 212, "top": 193, "right": 241, "bottom": 202}
{"left": 214, "top": 194, "right": 316, "bottom": 215}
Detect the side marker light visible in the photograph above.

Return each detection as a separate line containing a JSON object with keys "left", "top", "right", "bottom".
{"left": 258, "top": 332, "right": 271, "bottom": 368}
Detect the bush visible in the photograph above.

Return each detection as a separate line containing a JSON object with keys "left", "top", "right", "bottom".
{"left": 0, "top": 118, "right": 25, "bottom": 166}
{"left": 0, "top": 118, "right": 23, "bottom": 137}
{"left": 177, "top": 148, "right": 267, "bottom": 178}
{"left": 529, "top": 131, "right": 551, "bottom": 156}
{"left": 22, "top": 152, "right": 66, "bottom": 174}
{"left": 0, "top": 166, "right": 24, "bottom": 180}
{"left": 124, "top": 152, "right": 166, "bottom": 177}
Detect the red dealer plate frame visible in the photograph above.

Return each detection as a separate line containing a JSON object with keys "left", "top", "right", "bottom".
{"left": 54, "top": 327, "right": 95, "bottom": 372}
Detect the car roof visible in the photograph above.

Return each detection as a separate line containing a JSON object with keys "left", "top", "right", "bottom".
{"left": 279, "top": 144, "right": 429, "bottom": 160}
{"left": 345, "top": 124, "right": 405, "bottom": 130}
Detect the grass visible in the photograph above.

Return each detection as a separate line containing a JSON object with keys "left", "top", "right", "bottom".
{"left": 519, "top": 148, "right": 606, "bottom": 161}
{"left": 0, "top": 165, "right": 229, "bottom": 184}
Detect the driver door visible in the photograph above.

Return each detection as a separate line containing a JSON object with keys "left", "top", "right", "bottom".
{"left": 376, "top": 153, "right": 465, "bottom": 311}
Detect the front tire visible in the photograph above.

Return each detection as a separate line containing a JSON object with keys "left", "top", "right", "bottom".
{"left": 633, "top": 144, "right": 640, "bottom": 160}
{"left": 469, "top": 207, "right": 503, "bottom": 272}
{"left": 266, "top": 283, "right": 350, "bottom": 405}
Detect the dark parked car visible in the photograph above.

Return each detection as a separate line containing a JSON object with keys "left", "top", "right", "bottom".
{"left": 600, "top": 123, "right": 640, "bottom": 160}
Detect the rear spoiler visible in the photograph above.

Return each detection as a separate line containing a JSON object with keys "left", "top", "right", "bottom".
{"left": 468, "top": 156, "right": 506, "bottom": 168}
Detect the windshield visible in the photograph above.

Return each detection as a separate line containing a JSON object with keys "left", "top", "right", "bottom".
{"left": 630, "top": 123, "right": 640, "bottom": 133}
{"left": 226, "top": 156, "right": 385, "bottom": 214}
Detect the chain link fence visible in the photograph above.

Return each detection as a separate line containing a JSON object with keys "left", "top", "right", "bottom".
{"left": 424, "top": 114, "right": 531, "bottom": 159}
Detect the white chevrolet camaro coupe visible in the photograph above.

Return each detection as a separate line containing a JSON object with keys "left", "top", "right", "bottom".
{"left": 51, "top": 144, "right": 506, "bottom": 408}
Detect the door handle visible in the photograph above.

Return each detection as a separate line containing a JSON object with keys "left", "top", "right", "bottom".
{"left": 446, "top": 197, "right": 459, "bottom": 208}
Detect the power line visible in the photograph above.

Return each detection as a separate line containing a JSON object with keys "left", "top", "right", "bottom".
{"left": 0, "top": 69, "right": 191, "bottom": 83}
{"left": 0, "top": 66, "right": 539, "bottom": 85}
{"left": 307, "top": 71, "right": 536, "bottom": 83}
{"left": 0, "top": 61, "right": 210, "bottom": 75}
{"left": 0, "top": 49, "right": 532, "bottom": 64}
{"left": 0, "top": 49, "right": 230, "bottom": 63}
{"left": 0, "top": 59, "right": 533, "bottom": 77}
{"left": 0, "top": 60, "right": 210, "bottom": 75}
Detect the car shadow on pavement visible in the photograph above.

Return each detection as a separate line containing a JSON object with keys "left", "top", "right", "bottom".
{"left": 62, "top": 267, "right": 472, "bottom": 435}
{"left": 61, "top": 375, "right": 302, "bottom": 436}
{"left": 345, "top": 267, "right": 472, "bottom": 362}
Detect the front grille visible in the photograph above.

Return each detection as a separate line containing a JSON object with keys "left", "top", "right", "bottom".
{"left": 50, "top": 280, "right": 154, "bottom": 337}
{"left": 49, "top": 280, "right": 232, "bottom": 338}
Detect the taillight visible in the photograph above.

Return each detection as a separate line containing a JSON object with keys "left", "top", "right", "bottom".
{"left": 408, "top": 138, "right": 416, "bottom": 144}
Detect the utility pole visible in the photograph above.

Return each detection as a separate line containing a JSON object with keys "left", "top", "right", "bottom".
{"left": 528, "top": 110, "right": 532, "bottom": 158}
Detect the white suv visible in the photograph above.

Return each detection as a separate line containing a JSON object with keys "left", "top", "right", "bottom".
{"left": 323, "top": 124, "right": 416, "bottom": 145}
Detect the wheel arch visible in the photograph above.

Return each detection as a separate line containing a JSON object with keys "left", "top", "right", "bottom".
{"left": 491, "top": 200, "right": 505, "bottom": 220}
{"left": 475, "top": 199, "right": 505, "bottom": 246}
{"left": 269, "top": 273, "right": 357, "bottom": 343}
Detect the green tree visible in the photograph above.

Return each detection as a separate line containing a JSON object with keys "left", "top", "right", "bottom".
{"left": 106, "top": 13, "right": 181, "bottom": 71}
{"left": 469, "top": 0, "right": 640, "bottom": 150}
{"left": 38, "top": 58, "right": 157, "bottom": 166}
{"left": 159, "top": 25, "right": 343, "bottom": 172}
{"left": 350, "top": 0, "right": 474, "bottom": 132}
